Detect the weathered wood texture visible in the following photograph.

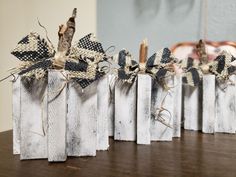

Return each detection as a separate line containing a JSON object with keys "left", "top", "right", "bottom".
{"left": 184, "top": 83, "right": 202, "bottom": 131}
{"left": 108, "top": 74, "right": 115, "bottom": 137}
{"left": 47, "top": 70, "right": 67, "bottom": 162}
{"left": 215, "top": 75, "right": 236, "bottom": 133}
{"left": 12, "top": 76, "right": 21, "bottom": 154}
{"left": 97, "top": 77, "right": 109, "bottom": 150}
{"left": 137, "top": 74, "right": 151, "bottom": 144}
{"left": 173, "top": 75, "right": 182, "bottom": 137}
{"left": 67, "top": 81, "right": 97, "bottom": 156}
{"left": 202, "top": 75, "right": 215, "bottom": 133}
{"left": 150, "top": 77, "right": 173, "bottom": 141}
{"left": 20, "top": 77, "right": 48, "bottom": 160}
{"left": 114, "top": 80, "right": 137, "bottom": 141}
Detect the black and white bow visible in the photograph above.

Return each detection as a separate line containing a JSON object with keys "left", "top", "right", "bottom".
{"left": 64, "top": 33, "right": 106, "bottom": 88}
{"left": 11, "top": 32, "right": 106, "bottom": 88}
{"left": 11, "top": 32, "right": 55, "bottom": 79}
{"left": 181, "top": 51, "right": 236, "bottom": 87}
{"left": 114, "top": 48, "right": 178, "bottom": 84}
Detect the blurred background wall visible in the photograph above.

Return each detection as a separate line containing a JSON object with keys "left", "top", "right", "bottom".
{"left": 0, "top": 0, "right": 96, "bottom": 132}
{"left": 97, "top": 0, "right": 236, "bottom": 58}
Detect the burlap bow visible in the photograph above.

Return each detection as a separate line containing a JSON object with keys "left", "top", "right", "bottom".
{"left": 11, "top": 32, "right": 55, "bottom": 79}
{"left": 64, "top": 33, "right": 107, "bottom": 88}
{"left": 11, "top": 32, "right": 106, "bottom": 88}
{"left": 113, "top": 48, "right": 178, "bottom": 86}
{"left": 181, "top": 51, "right": 236, "bottom": 87}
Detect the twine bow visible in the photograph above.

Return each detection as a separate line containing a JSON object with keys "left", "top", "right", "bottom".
{"left": 152, "top": 91, "right": 173, "bottom": 129}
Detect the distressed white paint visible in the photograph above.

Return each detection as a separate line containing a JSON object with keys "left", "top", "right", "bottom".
{"left": 114, "top": 80, "right": 137, "bottom": 141}
{"left": 202, "top": 75, "right": 215, "bottom": 133}
{"left": 108, "top": 74, "right": 116, "bottom": 136}
{"left": 172, "top": 75, "right": 182, "bottom": 137}
{"left": 97, "top": 76, "right": 109, "bottom": 150}
{"left": 137, "top": 74, "right": 151, "bottom": 144}
{"left": 184, "top": 84, "right": 202, "bottom": 131}
{"left": 20, "top": 77, "right": 48, "bottom": 160}
{"left": 47, "top": 70, "right": 67, "bottom": 162}
{"left": 215, "top": 75, "right": 236, "bottom": 133}
{"left": 12, "top": 76, "right": 21, "bottom": 154}
{"left": 150, "top": 77, "right": 173, "bottom": 141}
{"left": 67, "top": 81, "right": 97, "bottom": 156}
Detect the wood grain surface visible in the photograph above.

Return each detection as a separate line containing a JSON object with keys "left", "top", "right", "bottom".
{"left": 215, "top": 75, "right": 236, "bottom": 133}
{"left": 67, "top": 81, "right": 97, "bottom": 157}
{"left": 12, "top": 76, "right": 21, "bottom": 155}
{"left": 20, "top": 77, "right": 48, "bottom": 160}
{"left": 114, "top": 81, "right": 137, "bottom": 141}
{"left": 202, "top": 75, "right": 215, "bottom": 133}
{"left": 1, "top": 130, "right": 236, "bottom": 177}
{"left": 184, "top": 84, "right": 202, "bottom": 131}
{"left": 137, "top": 74, "right": 151, "bottom": 144}
{"left": 47, "top": 70, "right": 67, "bottom": 162}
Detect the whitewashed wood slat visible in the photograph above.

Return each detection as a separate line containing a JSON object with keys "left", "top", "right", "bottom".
{"left": 215, "top": 75, "right": 236, "bottom": 133}
{"left": 137, "top": 74, "right": 151, "bottom": 145}
{"left": 108, "top": 74, "right": 116, "bottom": 137}
{"left": 20, "top": 77, "right": 48, "bottom": 160}
{"left": 172, "top": 75, "right": 182, "bottom": 137}
{"left": 48, "top": 70, "right": 67, "bottom": 162}
{"left": 150, "top": 77, "right": 174, "bottom": 141}
{"left": 114, "top": 80, "right": 137, "bottom": 141}
{"left": 12, "top": 76, "right": 21, "bottom": 154}
{"left": 202, "top": 75, "right": 215, "bottom": 133}
{"left": 183, "top": 83, "right": 202, "bottom": 131}
{"left": 67, "top": 81, "right": 97, "bottom": 156}
{"left": 97, "top": 76, "right": 109, "bottom": 150}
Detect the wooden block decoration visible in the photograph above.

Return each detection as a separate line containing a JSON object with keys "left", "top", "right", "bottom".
{"left": 172, "top": 75, "right": 182, "bottom": 137}
{"left": 47, "top": 70, "right": 67, "bottom": 162}
{"left": 202, "top": 74, "right": 215, "bottom": 133}
{"left": 67, "top": 81, "right": 97, "bottom": 156}
{"left": 108, "top": 74, "right": 116, "bottom": 137}
{"left": 183, "top": 83, "right": 202, "bottom": 131}
{"left": 150, "top": 77, "right": 174, "bottom": 141}
{"left": 12, "top": 76, "right": 21, "bottom": 154}
{"left": 137, "top": 74, "right": 151, "bottom": 144}
{"left": 20, "top": 77, "right": 48, "bottom": 160}
{"left": 97, "top": 76, "right": 109, "bottom": 150}
{"left": 215, "top": 75, "right": 236, "bottom": 133}
{"left": 114, "top": 80, "right": 137, "bottom": 141}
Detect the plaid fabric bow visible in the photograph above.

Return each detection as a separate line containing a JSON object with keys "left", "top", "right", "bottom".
{"left": 181, "top": 51, "right": 236, "bottom": 86}
{"left": 11, "top": 32, "right": 106, "bottom": 88}
{"left": 11, "top": 32, "right": 55, "bottom": 79}
{"left": 114, "top": 48, "right": 177, "bottom": 83}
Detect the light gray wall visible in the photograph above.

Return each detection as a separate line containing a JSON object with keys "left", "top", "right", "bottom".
{"left": 97, "top": 0, "right": 236, "bottom": 59}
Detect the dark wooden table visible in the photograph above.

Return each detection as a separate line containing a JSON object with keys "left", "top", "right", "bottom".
{"left": 1, "top": 130, "right": 236, "bottom": 177}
